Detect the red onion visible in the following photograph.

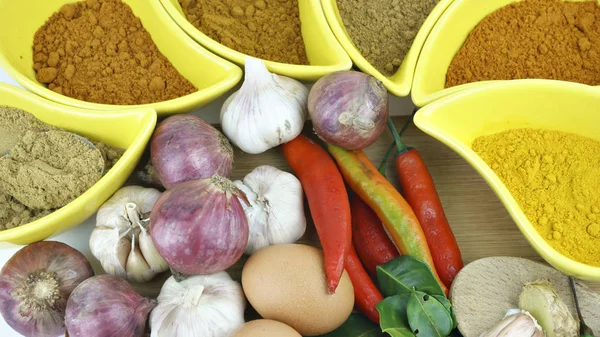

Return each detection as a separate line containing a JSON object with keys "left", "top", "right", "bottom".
{"left": 150, "top": 115, "right": 235, "bottom": 189}
{"left": 65, "top": 275, "right": 155, "bottom": 337}
{"left": 150, "top": 176, "right": 249, "bottom": 275}
{"left": 308, "top": 71, "right": 389, "bottom": 150}
{"left": 0, "top": 241, "right": 94, "bottom": 337}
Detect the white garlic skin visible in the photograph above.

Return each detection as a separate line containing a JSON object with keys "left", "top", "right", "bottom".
{"left": 479, "top": 310, "right": 544, "bottom": 337}
{"left": 220, "top": 57, "right": 308, "bottom": 154}
{"left": 234, "top": 165, "right": 306, "bottom": 255}
{"left": 150, "top": 272, "right": 246, "bottom": 337}
{"left": 90, "top": 186, "right": 168, "bottom": 283}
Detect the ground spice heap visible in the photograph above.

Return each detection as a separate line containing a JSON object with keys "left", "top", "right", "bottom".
{"left": 337, "top": 0, "right": 439, "bottom": 76}
{"left": 446, "top": 0, "right": 600, "bottom": 88}
{"left": 0, "top": 106, "right": 124, "bottom": 230}
{"left": 473, "top": 128, "right": 600, "bottom": 267}
{"left": 32, "top": 0, "right": 197, "bottom": 105}
{"left": 179, "top": 0, "right": 308, "bottom": 64}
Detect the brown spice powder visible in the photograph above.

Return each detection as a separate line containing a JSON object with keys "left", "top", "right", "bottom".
{"left": 179, "top": 0, "right": 309, "bottom": 65}
{"left": 32, "top": 0, "right": 197, "bottom": 105}
{"left": 446, "top": 0, "right": 600, "bottom": 88}
{"left": 337, "top": 0, "right": 439, "bottom": 76}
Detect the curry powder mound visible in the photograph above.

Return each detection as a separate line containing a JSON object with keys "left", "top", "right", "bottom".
{"left": 32, "top": 0, "right": 197, "bottom": 105}
{"left": 472, "top": 129, "right": 600, "bottom": 266}
{"left": 179, "top": 0, "right": 308, "bottom": 65}
{"left": 446, "top": 0, "right": 600, "bottom": 88}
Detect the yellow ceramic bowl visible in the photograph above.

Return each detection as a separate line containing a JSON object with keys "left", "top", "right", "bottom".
{"left": 0, "top": 0, "right": 242, "bottom": 116}
{"left": 414, "top": 80, "right": 600, "bottom": 280}
{"left": 322, "top": 0, "right": 454, "bottom": 97}
{"left": 0, "top": 84, "right": 156, "bottom": 245}
{"left": 159, "top": 0, "right": 352, "bottom": 81}
{"left": 412, "top": 0, "right": 600, "bottom": 107}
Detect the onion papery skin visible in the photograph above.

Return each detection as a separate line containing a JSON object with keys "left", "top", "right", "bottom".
{"left": 0, "top": 241, "right": 94, "bottom": 337}
{"left": 150, "top": 176, "right": 249, "bottom": 275}
{"left": 65, "top": 275, "right": 155, "bottom": 337}
{"left": 308, "top": 71, "right": 389, "bottom": 150}
{"left": 150, "top": 115, "right": 235, "bottom": 189}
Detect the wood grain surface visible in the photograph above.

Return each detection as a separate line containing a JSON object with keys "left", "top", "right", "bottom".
{"left": 133, "top": 116, "right": 600, "bottom": 299}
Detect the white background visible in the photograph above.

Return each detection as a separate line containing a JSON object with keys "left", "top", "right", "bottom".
{"left": 0, "top": 67, "right": 416, "bottom": 336}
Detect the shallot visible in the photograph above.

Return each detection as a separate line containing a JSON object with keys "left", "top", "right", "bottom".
{"left": 150, "top": 175, "right": 249, "bottom": 275}
{"left": 0, "top": 241, "right": 94, "bottom": 337}
{"left": 150, "top": 114, "right": 235, "bottom": 189}
{"left": 65, "top": 275, "right": 155, "bottom": 337}
{"left": 308, "top": 71, "right": 389, "bottom": 150}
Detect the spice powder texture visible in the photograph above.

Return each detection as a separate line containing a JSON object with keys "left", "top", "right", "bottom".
{"left": 179, "top": 0, "right": 309, "bottom": 65}
{"left": 446, "top": 0, "right": 600, "bottom": 88}
{"left": 472, "top": 129, "right": 600, "bottom": 266}
{"left": 0, "top": 106, "right": 124, "bottom": 230}
{"left": 337, "top": 0, "right": 439, "bottom": 76}
{"left": 32, "top": 0, "right": 197, "bottom": 105}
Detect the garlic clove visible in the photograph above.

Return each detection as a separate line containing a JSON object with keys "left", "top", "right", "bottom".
{"left": 90, "top": 226, "right": 129, "bottom": 278}
{"left": 497, "top": 315, "right": 537, "bottom": 337}
{"left": 126, "top": 240, "right": 154, "bottom": 283}
{"left": 139, "top": 231, "right": 169, "bottom": 273}
{"left": 479, "top": 314, "right": 520, "bottom": 337}
{"left": 480, "top": 311, "right": 544, "bottom": 337}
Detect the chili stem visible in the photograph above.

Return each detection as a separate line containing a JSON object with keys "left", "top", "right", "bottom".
{"left": 378, "top": 144, "right": 395, "bottom": 175}
{"left": 379, "top": 114, "right": 415, "bottom": 175}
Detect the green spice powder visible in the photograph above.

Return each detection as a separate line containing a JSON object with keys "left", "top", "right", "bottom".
{"left": 0, "top": 106, "right": 124, "bottom": 230}
{"left": 337, "top": 0, "right": 439, "bottom": 76}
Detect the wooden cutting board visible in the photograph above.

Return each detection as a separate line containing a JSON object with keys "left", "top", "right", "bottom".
{"left": 451, "top": 257, "right": 600, "bottom": 336}
{"left": 132, "top": 116, "right": 600, "bottom": 297}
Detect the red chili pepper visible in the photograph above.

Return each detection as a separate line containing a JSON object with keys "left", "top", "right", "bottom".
{"left": 282, "top": 135, "right": 352, "bottom": 294}
{"left": 387, "top": 118, "right": 463, "bottom": 288}
{"left": 351, "top": 195, "right": 399, "bottom": 277}
{"left": 345, "top": 244, "right": 384, "bottom": 324}
{"left": 327, "top": 145, "right": 448, "bottom": 296}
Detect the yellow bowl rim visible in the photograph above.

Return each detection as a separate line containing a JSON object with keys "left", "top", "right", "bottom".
{"left": 414, "top": 79, "right": 600, "bottom": 280}
{"left": 0, "top": 83, "right": 157, "bottom": 243}
{"left": 0, "top": 0, "right": 242, "bottom": 116}
{"left": 411, "top": 0, "right": 600, "bottom": 107}
{"left": 322, "top": 0, "right": 455, "bottom": 97}
{"left": 158, "top": 0, "right": 353, "bottom": 81}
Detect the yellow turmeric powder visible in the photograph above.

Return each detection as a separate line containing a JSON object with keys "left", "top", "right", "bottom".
{"left": 472, "top": 128, "right": 600, "bottom": 266}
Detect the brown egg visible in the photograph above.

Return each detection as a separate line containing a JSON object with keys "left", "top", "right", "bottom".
{"left": 241, "top": 244, "right": 355, "bottom": 336}
{"left": 232, "top": 319, "right": 302, "bottom": 337}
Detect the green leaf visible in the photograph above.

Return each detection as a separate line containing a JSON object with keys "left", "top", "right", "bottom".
{"left": 318, "top": 313, "right": 385, "bottom": 337}
{"left": 407, "top": 291, "right": 454, "bottom": 337}
{"left": 376, "top": 256, "right": 445, "bottom": 297}
{"left": 433, "top": 295, "right": 457, "bottom": 330}
{"left": 376, "top": 294, "right": 416, "bottom": 337}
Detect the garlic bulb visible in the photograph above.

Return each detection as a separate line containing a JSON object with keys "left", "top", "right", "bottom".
{"left": 233, "top": 165, "right": 306, "bottom": 255}
{"left": 480, "top": 310, "right": 544, "bottom": 337}
{"left": 150, "top": 272, "right": 246, "bottom": 337}
{"left": 220, "top": 57, "right": 308, "bottom": 154}
{"left": 90, "top": 186, "right": 168, "bottom": 283}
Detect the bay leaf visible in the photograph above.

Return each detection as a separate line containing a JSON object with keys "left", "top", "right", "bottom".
{"left": 318, "top": 313, "right": 385, "bottom": 337}
{"left": 376, "top": 256, "right": 445, "bottom": 297}
{"left": 376, "top": 293, "right": 415, "bottom": 337}
{"left": 407, "top": 291, "right": 454, "bottom": 337}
